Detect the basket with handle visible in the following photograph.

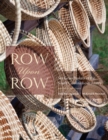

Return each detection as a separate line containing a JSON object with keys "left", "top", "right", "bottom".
{"left": 76, "top": 45, "right": 108, "bottom": 107}
{"left": 0, "top": 0, "right": 21, "bottom": 62}
{"left": 0, "top": 91, "right": 30, "bottom": 140}
{"left": 66, "top": 104, "right": 96, "bottom": 133}
{"left": 59, "top": 0, "right": 90, "bottom": 48}
{"left": 81, "top": 0, "right": 106, "bottom": 34}
{"left": 22, "top": 111, "right": 67, "bottom": 140}
{"left": 0, "top": 0, "right": 60, "bottom": 21}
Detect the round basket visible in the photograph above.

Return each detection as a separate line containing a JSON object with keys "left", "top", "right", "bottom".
{"left": 36, "top": 18, "right": 78, "bottom": 84}
{"left": 82, "top": 84, "right": 108, "bottom": 107}
{"left": 0, "top": 91, "right": 29, "bottom": 140}
{"left": 66, "top": 105, "right": 96, "bottom": 133}
{"left": 59, "top": 0, "right": 90, "bottom": 48}
{"left": 81, "top": 0, "right": 106, "bottom": 34}
{"left": 0, "top": 0, "right": 60, "bottom": 21}
{"left": 4, "top": 33, "right": 90, "bottom": 117}
{"left": 0, "top": 0, "right": 21, "bottom": 62}
{"left": 22, "top": 111, "right": 66, "bottom": 140}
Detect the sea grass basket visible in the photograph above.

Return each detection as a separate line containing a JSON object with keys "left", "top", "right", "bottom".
{"left": 81, "top": 0, "right": 106, "bottom": 34}
{"left": 22, "top": 111, "right": 67, "bottom": 140}
{"left": 0, "top": 0, "right": 60, "bottom": 21}
{"left": 82, "top": 84, "right": 108, "bottom": 108}
{"left": 59, "top": 0, "right": 90, "bottom": 48}
{"left": 0, "top": 0, "right": 21, "bottom": 62}
{"left": 36, "top": 18, "right": 78, "bottom": 84}
{"left": 0, "top": 91, "right": 30, "bottom": 140}
{"left": 76, "top": 46, "right": 108, "bottom": 107}
{"left": 66, "top": 105, "right": 96, "bottom": 133}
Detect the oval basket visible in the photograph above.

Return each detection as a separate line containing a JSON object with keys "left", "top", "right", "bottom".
{"left": 76, "top": 45, "right": 103, "bottom": 84}
{"left": 59, "top": 0, "right": 90, "bottom": 48}
{"left": 76, "top": 46, "right": 108, "bottom": 107}
{"left": 0, "top": 0, "right": 60, "bottom": 21}
{"left": 82, "top": 84, "right": 108, "bottom": 107}
{"left": 5, "top": 37, "right": 70, "bottom": 116}
{"left": 66, "top": 105, "right": 96, "bottom": 133}
{"left": 0, "top": 91, "right": 29, "bottom": 140}
{"left": 0, "top": 0, "right": 21, "bottom": 62}
{"left": 81, "top": 0, "right": 106, "bottom": 34}
{"left": 36, "top": 18, "right": 78, "bottom": 84}
{"left": 22, "top": 111, "right": 66, "bottom": 140}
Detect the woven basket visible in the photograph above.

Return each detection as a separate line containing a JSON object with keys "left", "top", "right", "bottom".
{"left": 76, "top": 46, "right": 108, "bottom": 107}
{"left": 36, "top": 18, "right": 78, "bottom": 84}
{"left": 66, "top": 103, "right": 96, "bottom": 133}
{"left": 82, "top": 84, "right": 108, "bottom": 107}
{"left": 76, "top": 45, "right": 103, "bottom": 84}
{"left": 0, "top": 91, "right": 30, "bottom": 140}
{"left": 22, "top": 111, "right": 66, "bottom": 140}
{"left": 81, "top": 0, "right": 106, "bottom": 34}
{"left": 59, "top": 0, "right": 90, "bottom": 48}
{"left": 0, "top": 0, "right": 60, "bottom": 21}
{"left": 0, "top": 0, "right": 21, "bottom": 62}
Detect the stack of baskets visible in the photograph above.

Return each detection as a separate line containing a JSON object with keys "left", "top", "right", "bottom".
{"left": 0, "top": 0, "right": 107, "bottom": 139}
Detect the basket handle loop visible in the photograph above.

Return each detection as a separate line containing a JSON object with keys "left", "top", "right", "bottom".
{"left": 96, "top": 21, "right": 106, "bottom": 34}
{"left": 0, "top": 0, "right": 21, "bottom": 62}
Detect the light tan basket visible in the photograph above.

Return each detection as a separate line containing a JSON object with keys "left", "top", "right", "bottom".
{"left": 0, "top": 0, "right": 60, "bottom": 21}
{"left": 82, "top": 84, "right": 108, "bottom": 107}
{"left": 0, "top": 0, "right": 21, "bottom": 62}
{"left": 22, "top": 111, "right": 67, "bottom": 140}
{"left": 81, "top": 0, "right": 106, "bottom": 34}
{"left": 36, "top": 18, "right": 78, "bottom": 84}
{"left": 66, "top": 104, "right": 96, "bottom": 133}
{"left": 76, "top": 45, "right": 103, "bottom": 84}
{"left": 59, "top": 0, "right": 90, "bottom": 48}
{"left": 0, "top": 91, "right": 30, "bottom": 140}
{"left": 76, "top": 46, "right": 108, "bottom": 107}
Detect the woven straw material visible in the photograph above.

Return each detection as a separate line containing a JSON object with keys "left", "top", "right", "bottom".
{"left": 81, "top": 0, "right": 106, "bottom": 34}
{"left": 66, "top": 105, "right": 96, "bottom": 133}
{"left": 36, "top": 18, "right": 78, "bottom": 84}
{"left": 76, "top": 46, "right": 108, "bottom": 107}
{"left": 76, "top": 45, "right": 103, "bottom": 84}
{"left": 0, "top": 21, "right": 12, "bottom": 54}
{"left": 0, "top": 91, "right": 30, "bottom": 140}
{"left": 0, "top": 0, "right": 21, "bottom": 62}
{"left": 59, "top": 0, "right": 90, "bottom": 48}
{"left": 5, "top": 39, "right": 63, "bottom": 113}
{"left": 5, "top": 33, "right": 89, "bottom": 117}
{"left": 0, "top": 0, "right": 60, "bottom": 20}
{"left": 22, "top": 111, "right": 66, "bottom": 140}
{"left": 82, "top": 84, "right": 108, "bottom": 107}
